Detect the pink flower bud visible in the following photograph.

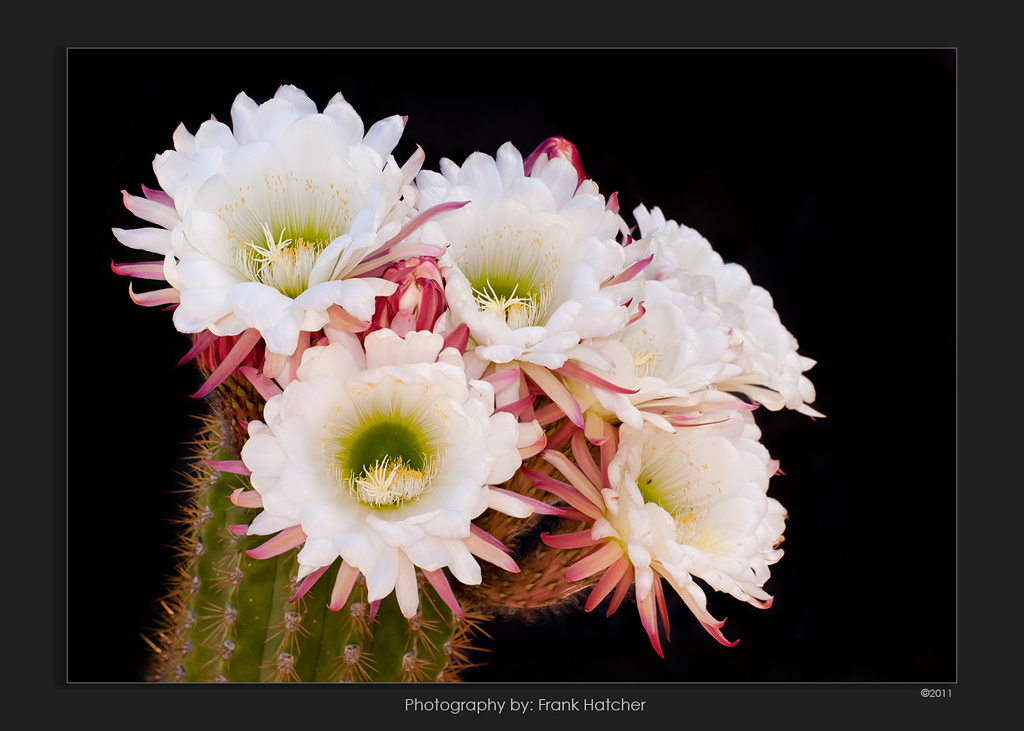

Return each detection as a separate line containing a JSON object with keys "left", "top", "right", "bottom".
{"left": 523, "top": 136, "right": 585, "bottom": 186}
{"left": 369, "top": 256, "right": 446, "bottom": 337}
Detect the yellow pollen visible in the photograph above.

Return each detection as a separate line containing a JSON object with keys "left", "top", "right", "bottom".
{"left": 347, "top": 456, "right": 438, "bottom": 507}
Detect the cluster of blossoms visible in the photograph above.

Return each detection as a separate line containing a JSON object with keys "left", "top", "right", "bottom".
{"left": 112, "top": 85, "right": 820, "bottom": 657}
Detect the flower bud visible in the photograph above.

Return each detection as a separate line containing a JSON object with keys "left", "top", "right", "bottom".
{"left": 369, "top": 256, "right": 446, "bottom": 336}
{"left": 523, "top": 136, "right": 585, "bottom": 186}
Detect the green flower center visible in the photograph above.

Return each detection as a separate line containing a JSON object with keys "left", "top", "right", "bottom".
{"left": 458, "top": 222, "right": 558, "bottom": 329}
{"left": 223, "top": 173, "right": 356, "bottom": 297}
{"left": 326, "top": 405, "right": 446, "bottom": 508}
{"left": 341, "top": 417, "right": 429, "bottom": 475}
{"left": 470, "top": 277, "right": 548, "bottom": 330}
{"left": 234, "top": 224, "right": 338, "bottom": 299}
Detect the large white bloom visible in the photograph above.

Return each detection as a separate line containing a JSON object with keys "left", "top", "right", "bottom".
{"left": 571, "top": 278, "right": 745, "bottom": 431}
{"left": 538, "top": 409, "right": 784, "bottom": 653}
{"left": 117, "top": 85, "right": 421, "bottom": 358}
{"left": 602, "top": 411, "right": 786, "bottom": 621}
{"left": 238, "top": 330, "right": 529, "bottom": 617}
{"left": 411, "top": 142, "right": 636, "bottom": 374}
{"left": 635, "top": 204, "right": 822, "bottom": 417}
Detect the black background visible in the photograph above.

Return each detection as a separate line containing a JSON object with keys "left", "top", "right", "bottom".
{"left": 69, "top": 49, "right": 955, "bottom": 688}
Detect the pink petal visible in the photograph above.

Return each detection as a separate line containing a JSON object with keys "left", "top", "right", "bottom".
{"left": 326, "top": 304, "right": 370, "bottom": 333}
{"left": 584, "top": 555, "right": 630, "bottom": 613}
{"left": 606, "top": 191, "right": 620, "bottom": 214}
{"left": 141, "top": 184, "right": 173, "bottom": 207}
{"left": 328, "top": 561, "right": 361, "bottom": 611}
{"left": 238, "top": 365, "right": 283, "bottom": 401}
{"left": 603, "top": 253, "right": 654, "bottom": 288}
{"left": 421, "top": 568, "right": 465, "bottom": 620}
{"left": 606, "top": 563, "right": 634, "bottom": 616}
{"left": 465, "top": 530, "right": 519, "bottom": 573}
{"left": 441, "top": 322, "right": 469, "bottom": 354}
{"left": 540, "top": 530, "right": 599, "bottom": 549}
{"left": 495, "top": 394, "right": 536, "bottom": 418}
{"left": 637, "top": 588, "right": 664, "bottom": 658}
{"left": 384, "top": 200, "right": 469, "bottom": 250}
{"left": 481, "top": 365, "right": 522, "bottom": 393}
{"left": 557, "top": 360, "right": 639, "bottom": 395}
{"left": 469, "top": 523, "right": 512, "bottom": 553}
{"left": 245, "top": 525, "right": 307, "bottom": 560}
{"left": 543, "top": 418, "right": 581, "bottom": 452}
{"left": 176, "top": 330, "right": 217, "bottom": 367}
{"left": 488, "top": 487, "right": 566, "bottom": 516}
{"left": 207, "top": 459, "right": 251, "bottom": 476}
{"left": 110, "top": 260, "right": 166, "bottom": 280}
{"left": 190, "top": 328, "right": 262, "bottom": 399}
{"left": 401, "top": 145, "right": 425, "bottom": 188}
{"left": 128, "top": 284, "right": 179, "bottom": 307}
{"left": 570, "top": 431, "right": 603, "bottom": 494}
{"left": 564, "top": 541, "right": 624, "bottom": 582}
{"left": 539, "top": 449, "right": 605, "bottom": 511}
{"left": 519, "top": 362, "right": 584, "bottom": 428}
{"left": 291, "top": 564, "right": 330, "bottom": 602}
{"left": 653, "top": 574, "right": 671, "bottom": 644}
{"left": 521, "top": 468, "right": 603, "bottom": 521}
{"left": 121, "top": 188, "right": 178, "bottom": 229}
{"left": 230, "top": 489, "right": 263, "bottom": 509}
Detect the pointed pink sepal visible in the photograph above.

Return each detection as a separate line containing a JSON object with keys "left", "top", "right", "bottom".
{"left": 326, "top": 304, "right": 370, "bottom": 333}
{"left": 110, "top": 260, "right": 166, "bottom": 280}
{"left": 701, "top": 619, "right": 739, "bottom": 647}
{"left": 384, "top": 200, "right": 469, "bottom": 250}
{"left": 207, "top": 459, "right": 251, "bottom": 476}
{"left": 606, "top": 563, "right": 634, "bottom": 616}
{"left": 190, "top": 328, "right": 262, "bottom": 399}
{"left": 441, "top": 323, "right": 469, "bottom": 354}
{"left": 238, "top": 365, "right": 283, "bottom": 401}
{"left": 141, "top": 184, "right": 173, "bottom": 207}
{"left": 540, "top": 530, "right": 600, "bottom": 549}
{"left": 521, "top": 468, "right": 603, "bottom": 521}
{"left": 128, "top": 284, "right": 179, "bottom": 307}
{"left": 495, "top": 394, "right": 536, "bottom": 418}
{"left": 230, "top": 488, "right": 263, "bottom": 509}
{"left": 557, "top": 360, "right": 639, "bottom": 395}
{"left": 584, "top": 555, "right": 630, "bottom": 613}
{"left": 603, "top": 253, "right": 654, "bottom": 288}
{"left": 177, "top": 330, "right": 217, "bottom": 367}
{"left": 290, "top": 564, "right": 330, "bottom": 603}
{"left": 421, "top": 568, "right": 465, "bottom": 620}
{"left": 465, "top": 529, "right": 519, "bottom": 573}
{"left": 519, "top": 362, "right": 584, "bottom": 428}
{"left": 489, "top": 487, "right": 565, "bottom": 516}
{"left": 245, "top": 525, "right": 306, "bottom": 560}
{"left": 227, "top": 524, "right": 249, "bottom": 536}
{"left": 469, "top": 523, "right": 512, "bottom": 553}
{"left": 637, "top": 589, "right": 665, "bottom": 658}
{"left": 328, "top": 561, "right": 361, "bottom": 611}
{"left": 606, "top": 191, "right": 620, "bottom": 214}
{"left": 564, "top": 541, "right": 624, "bottom": 582}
